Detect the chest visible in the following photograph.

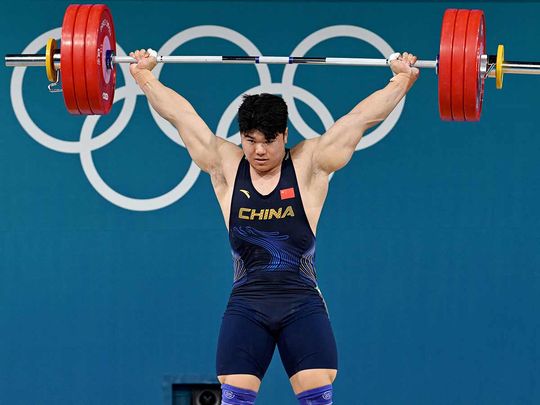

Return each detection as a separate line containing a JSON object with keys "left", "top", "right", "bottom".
{"left": 231, "top": 161, "right": 301, "bottom": 222}
{"left": 250, "top": 171, "right": 281, "bottom": 196}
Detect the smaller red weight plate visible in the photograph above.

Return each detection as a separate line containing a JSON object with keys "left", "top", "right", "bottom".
{"left": 85, "top": 4, "right": 116, "bottom": 115}
{"left": 463, "top": 10, "right": 486, "bottom": 121}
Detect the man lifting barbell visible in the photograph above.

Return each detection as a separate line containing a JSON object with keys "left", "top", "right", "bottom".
{"left": 6, "top": 3, "right": 540, "bottom": 404}
{"left": 128, "top": 47, "right": 418, "bottom": 404}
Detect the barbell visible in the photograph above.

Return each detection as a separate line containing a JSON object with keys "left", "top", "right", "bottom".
{"left": 5, "top": 4, "right": 540, "bottom": 120}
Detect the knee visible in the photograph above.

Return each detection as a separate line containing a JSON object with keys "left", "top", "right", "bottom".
{"left": 217, "top": 377, "right": 259, "bottom": 405}
{"left": 290, "top": 369, "right": 337, "bottom": 394}
{"left": 217, "top": 374, "right": 261, "bottom": 392}
{"left": 219, "top": 384, "right": 258, "bottom": 405}
{"left": 296, "top": 384, "right": 334, "bottom": 405}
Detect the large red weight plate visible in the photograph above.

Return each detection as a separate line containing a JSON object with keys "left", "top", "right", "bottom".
{"left": 61, "top": 4, "right": 80, "bottom": 114}
{"left": 464, "top": 10, "right": 486, "bottom": 121}
{"left": 73, "top": 5, "right": 93, "bottom": 114}
{"left": 85, "top": 4, "right": 116, "bottom": 115}
{"left": 450, "top": 9, "right": 470, "bottom": 121}
{"left": 438, "top": 9, "right": 457, "bottom": 121}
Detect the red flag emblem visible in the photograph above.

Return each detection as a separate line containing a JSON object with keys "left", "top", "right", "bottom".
{"left": 280, "top": 187, "right": 295, "bottom": 200}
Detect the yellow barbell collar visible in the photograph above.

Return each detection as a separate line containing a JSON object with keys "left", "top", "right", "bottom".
{"left": 496, "top": 44, "right": 504, "bottom": 90}
{"left": 45, "top": 38, "right": 57, "bottom": 83}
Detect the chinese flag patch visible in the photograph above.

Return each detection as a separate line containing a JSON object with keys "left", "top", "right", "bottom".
{"left": 280, "top": 187, "right": 295, "bottom": 200}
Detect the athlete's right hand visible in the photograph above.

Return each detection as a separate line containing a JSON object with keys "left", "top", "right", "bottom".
{"left": 129, "top": 49, "right": 157, "bottom": 77}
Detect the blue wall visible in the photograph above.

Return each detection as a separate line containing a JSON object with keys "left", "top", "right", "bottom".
{"left": 1, "top": 1, "right": 539, "bottom": 404}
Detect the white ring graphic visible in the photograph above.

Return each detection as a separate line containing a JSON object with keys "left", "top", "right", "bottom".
{"left": 79, "top": 86, "right": 201, "bottom": 211}
{"left": 282, "top": 25, "right": 403, "bottom": 150}
{"left": 10, "top": 24, "right": 404, "bottom": 211}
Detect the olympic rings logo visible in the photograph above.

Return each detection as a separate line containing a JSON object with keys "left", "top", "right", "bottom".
{"left": 10, "top": 25, "right": 404, "bottom": 212}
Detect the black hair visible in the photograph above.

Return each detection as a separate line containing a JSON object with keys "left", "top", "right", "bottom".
{"left": 237, "top": 93, "right": 288, "bottom": 141}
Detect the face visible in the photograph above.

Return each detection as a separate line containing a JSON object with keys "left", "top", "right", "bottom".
{"left": 241, "top": 129, "right": 288, "bottom": 173}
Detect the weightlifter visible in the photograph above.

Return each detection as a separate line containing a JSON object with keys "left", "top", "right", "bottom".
{"left": 129, "top": 48, "right": 419, "bottom": 404}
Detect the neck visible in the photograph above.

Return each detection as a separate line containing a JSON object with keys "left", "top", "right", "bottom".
{"left": 251, "top": 161, "right": 282, "bottom": 178}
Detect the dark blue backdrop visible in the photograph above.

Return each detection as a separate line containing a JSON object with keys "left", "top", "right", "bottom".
{"left": 1, "top": 1, "right": 539, "bottom": 404}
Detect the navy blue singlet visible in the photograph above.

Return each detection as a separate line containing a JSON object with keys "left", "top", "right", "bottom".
{"left": 228, "top": 149, "right": 318, "bottom": 295}
{"left": 216, "top": 149, "right": 337, "bottom": 379}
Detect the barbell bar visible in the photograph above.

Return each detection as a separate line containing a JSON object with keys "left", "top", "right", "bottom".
{"left": 4, "top": 54, "right": 439, "bottom": 68}
{"left": 4, "top": 4, "right": 540, "bottom": 120}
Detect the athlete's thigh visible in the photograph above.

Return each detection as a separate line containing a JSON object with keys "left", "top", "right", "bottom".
{"left": 216, "top": 312, "right": 276, "bottom": 380}
{"left": 276, "top": 311, "right": 338, "bottom": 378}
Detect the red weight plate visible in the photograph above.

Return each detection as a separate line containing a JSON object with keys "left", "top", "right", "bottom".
{"left": 463, "top": 10, "right": 486, "bottom": 121}
{"left": 438, "top": 9, "right": 458, "bottom": 121}
{"left": 450, "top": 9, "right": 471, "bottom": 121}
{"left": 85, "top": 4, "right": 116, "bottom": 115}
{"left": 61, "top": 4, "right": 80, "bottom": 114}
{"left": 73, "top": 5, "right": 93, "bottom": 114}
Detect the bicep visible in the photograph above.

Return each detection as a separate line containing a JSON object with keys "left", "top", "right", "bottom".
{"left": 172, "top": 112, "right": 228, "bottom": 172}
{"left": 175, "top": 122, "right": 215, "bottom": 171}
{"left": 312, "top": 114, "right": 367, "bottom": 174}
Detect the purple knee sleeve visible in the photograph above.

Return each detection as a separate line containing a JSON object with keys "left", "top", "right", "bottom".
{"left": 296, "top": 384, "right": 333, "bottom": 404}
{"left": 221, "top": 384, "right": 257, "bottom": 405}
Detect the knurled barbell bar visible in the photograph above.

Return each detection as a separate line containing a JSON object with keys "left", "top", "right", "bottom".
{"left": 5, "top": 4, "right": 540, "bottom": 120}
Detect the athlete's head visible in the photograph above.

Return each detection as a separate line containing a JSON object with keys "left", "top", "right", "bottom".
{"left": 238, "top": 93, "right": 289, "bottom": 172}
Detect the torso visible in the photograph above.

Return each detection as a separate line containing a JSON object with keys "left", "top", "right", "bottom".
{"left": 227, "top": 149, "right": 318, "bottom": 290}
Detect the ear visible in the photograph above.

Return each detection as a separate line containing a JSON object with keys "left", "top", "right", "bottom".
{"left": 284, "top": 128, "right": 288, "bottom": 144}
